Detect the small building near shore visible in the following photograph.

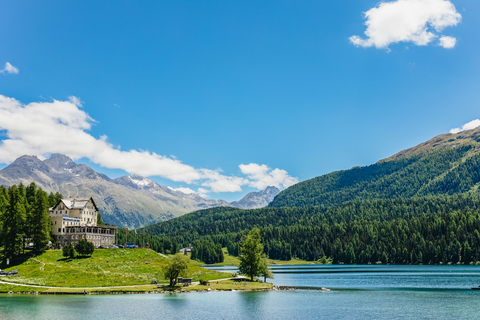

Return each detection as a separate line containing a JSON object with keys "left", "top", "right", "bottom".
{"left": 179, "top": 246, "right": 193, "bottom": 254}
{"left": 177, "top": 277, "right": 192, "bottom": 284}
{"left": 50, "top": 197, "right": 116, "bottom": 247}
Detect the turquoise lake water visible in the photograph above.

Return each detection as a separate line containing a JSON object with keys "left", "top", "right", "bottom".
{"left": 2, "top": 265, "right": 480, "bottom": 319}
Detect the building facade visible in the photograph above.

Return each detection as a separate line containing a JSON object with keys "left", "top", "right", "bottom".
{"left": 50, "top": 197, "right": 116, "bottom": 247}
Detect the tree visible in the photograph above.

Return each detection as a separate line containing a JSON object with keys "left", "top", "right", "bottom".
{"left": 260, "top": 255, "right": 274, "bottom": 282}
{"left": 30, "top": 189, "right": 51, "bottom": 254}
{"left": 63, "top": 243, "right": 75, "bottom": 259}
{"left": 97, "top": 213, "right": 105, "bottom": 225}
{"left": 238, "top": 228, "right": 264, "bottom": 281}
{"left": 162, "top": 253, "right": 190, "bottom": 286}
{"left": 2, "top": 186, "right": 27, "bottom": 260}
{"left": 75, "top": 239, "right": 94, "bottom": 256}
{"left": 0, "top": 186, "right": 8, "bottom": 250}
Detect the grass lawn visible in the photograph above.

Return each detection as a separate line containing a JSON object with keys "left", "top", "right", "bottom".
{"left": 0, "top": 249, "right": 231, "bottom": 288}
{"left": 189, "top": 248, "right": 316, "bottom": 266}
{"left": 166, "top": 279, "right": 272, "bottom": 292}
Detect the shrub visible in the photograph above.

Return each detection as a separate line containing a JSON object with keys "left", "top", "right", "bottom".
{"left": 75, "top": 239, "right": 94, "bottom": 256}
{"left": 63, "top": 244, "right": 75, "bottom": 259}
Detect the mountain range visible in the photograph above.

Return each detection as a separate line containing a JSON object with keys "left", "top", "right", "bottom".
{"left": 0, "top": 153, "right": 279, "bottom": 228}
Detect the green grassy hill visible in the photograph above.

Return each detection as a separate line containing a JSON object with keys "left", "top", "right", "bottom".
{"left": 0, "top": 249, "right": 230, "bottom": 290}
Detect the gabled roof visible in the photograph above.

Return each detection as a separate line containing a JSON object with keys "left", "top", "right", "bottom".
{"left": 52, "top": 197, "right": 98, "bottom": 212}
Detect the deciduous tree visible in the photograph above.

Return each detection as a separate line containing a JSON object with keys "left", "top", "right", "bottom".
{"left": 238, "top": 228, "right": 264, "bottom": 281}
{"left": 162, "top": 253, "right": 189, "bottom": 286}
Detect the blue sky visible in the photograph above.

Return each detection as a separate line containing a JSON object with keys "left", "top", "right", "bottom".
{"left": 0, "top": 0, "right": 479, "bottom": 201}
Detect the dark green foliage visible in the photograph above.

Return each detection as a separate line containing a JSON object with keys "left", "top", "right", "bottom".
{"left": 63, "top": 243, "right": 75, "bottom": 259}
{"left": 270, "top": 146, "right": 480, "bottom": 208}
{"left": 30, "top": 189, "right": 51, "bottom": 254}
{"left": 47, "top": 192, "right": 63, "bottom": 208}
{"left": 75, "top": 239, "right": 94, "bottom": 256}
{"left": 238, "top": 228, "right": 265, "bottom": 281}
{"left": 0, "top": 183, "right": 62, "bottom": 261}
{"left": 116, "top": 228, "right": 178, "bottom": 254}
{"left": 2, "top": 186, "right": 27, "bottom": 260}
{"left": 190, "top": 237, "right": 224, "bottom": 264}
{"left": 97, "top": 213, "right": 105, "bottom": 225}
{"left": 140, "top": 195, "right": 480, "bottom": 264}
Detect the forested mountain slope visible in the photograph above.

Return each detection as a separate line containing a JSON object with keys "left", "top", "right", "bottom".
{"left": 140, "top": 195, "right": 480, "bottom": 264}
{"left": 270, "top": 127, "right": 480, "bottom": 208}
{"left": 139, "top": 127, "right": 480, "bottom": 264}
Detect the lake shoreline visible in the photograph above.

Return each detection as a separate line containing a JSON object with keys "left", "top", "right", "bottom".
{"left": 0, "top": 287, "right": 275, "bottom": 295}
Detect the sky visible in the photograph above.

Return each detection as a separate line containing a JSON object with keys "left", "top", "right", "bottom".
{"left": 0, "top": 0, "right": 479, "bottom": 201}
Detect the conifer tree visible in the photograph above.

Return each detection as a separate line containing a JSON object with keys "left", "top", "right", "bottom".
{"left": 2, "top": 186, "right": 27, "bottom": 260}
{"left": 0, "top": 186, "right": 8, "bottom": 249}
{"left": 30, "top": 189, "right": 51, "bottom": 254}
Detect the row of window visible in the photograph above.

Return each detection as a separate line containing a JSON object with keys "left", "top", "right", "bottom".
{"left": 68, "top": 235, "right": 109, "bottom": 241}
{"left": 53, "top": 210, "right": 95, "bottom": 216}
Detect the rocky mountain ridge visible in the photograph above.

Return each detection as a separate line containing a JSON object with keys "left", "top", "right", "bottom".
{"left": 0, "top": 154, "right": 278, "bottom": 227}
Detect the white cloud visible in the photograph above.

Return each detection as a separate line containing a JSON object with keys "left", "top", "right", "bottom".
{"left": 438, "top": 35, "right": 456, "bottom": 48}
{"left": 168, "top": 186, "right": 197, "bottom": 194}
{"left": 197, "top": 188, "right": 210, "bottom": 198}
{"left": 350, "top": 0, "right": 461, "bottom": 49}
{"left": 239, "top": 163, "right": 298, "bottom": 190}
{"left": 450, "top": 119, "right": 480, "bottom": 134}
{"left": 200, "top": 169, "right": 249, "bottom": 193}
{"left": 0, "top": 95, "right": 298, "bottom": 194}
{"left": 1, "top": 62, "right": 19, "bottom": 74}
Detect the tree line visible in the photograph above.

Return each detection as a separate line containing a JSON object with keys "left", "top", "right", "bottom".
{"left": 0, "top": 183, "right": 63, "bottom": 262}
{"left": 139, "top": 194, "right": 480, "bottom": 264}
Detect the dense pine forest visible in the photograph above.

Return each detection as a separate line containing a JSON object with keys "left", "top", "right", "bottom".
{"left": 138, "top": 195, "right": 480, "bottom": 264}
{"left": 0, "top": 183, "right": 63, "bottom": 261}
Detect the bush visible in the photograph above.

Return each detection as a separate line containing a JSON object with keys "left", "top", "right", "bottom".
{"left": 75, "top": 239, "right": 94, "bottom": 256}
{"left": 199, "top": 278, "right": 207, "bottom": 285}
{"left": 63, "top": 244, "right": 75, "bottom": 259}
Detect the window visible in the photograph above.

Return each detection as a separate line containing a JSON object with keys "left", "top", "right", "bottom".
{"left": 57, "top": 228, "right": 61, "bottom": 233}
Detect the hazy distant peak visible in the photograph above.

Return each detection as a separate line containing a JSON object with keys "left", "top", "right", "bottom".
{"left": 230, "top": 186, "right": 280, "bottom": 209}
{"left": 264, "top": 186, "right": 280, "bottom": 193}
{"left": 13, "top": 154, "right": 41, "bottom": 163}
{"left": 129, "top": 174, "right": 155, "bottom": 187}
{"left": 48, "top": 153, "right": 74, "bottom": 164}
{"left": 10, "top": 154, "right": 47, "bottom": 171}
{"left": 43, "top": 153, "right": 76, "bottom": 172}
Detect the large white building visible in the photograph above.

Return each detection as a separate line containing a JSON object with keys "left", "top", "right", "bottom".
{"left": 50, "top": 197, "right": 116, "bottom": 247}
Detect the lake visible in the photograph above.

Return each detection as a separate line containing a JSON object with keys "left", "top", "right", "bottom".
{"left": 2, "top": 265, "right": 480, "bottom": 319}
